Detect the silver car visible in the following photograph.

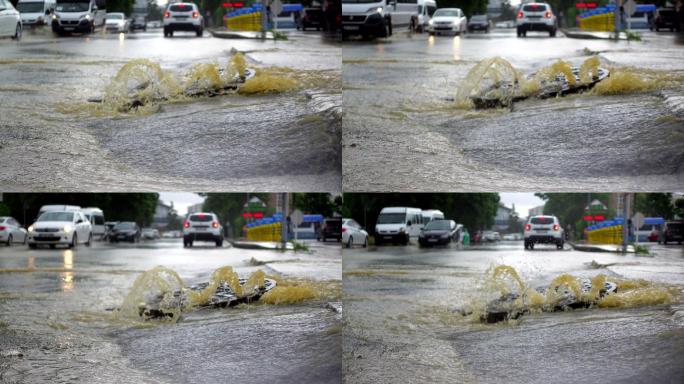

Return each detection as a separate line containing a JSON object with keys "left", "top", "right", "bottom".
{"left": 0, "top": 216, "right": 28, "bottom": 246}
{"left": 0, "top": 0, "right": 22, "bottom": 39}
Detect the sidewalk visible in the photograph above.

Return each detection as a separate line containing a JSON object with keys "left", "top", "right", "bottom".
{"left": 561, "top": 28, "right": 628, "bottom": 40}
{"left": 568, "top": 241, "right": 636, "bottom": 253}
{"left": 209, "top": 28, "right": 276, "bottom": 40}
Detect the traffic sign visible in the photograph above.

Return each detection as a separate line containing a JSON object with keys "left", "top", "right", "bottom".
{"left": 291, "top": 209, "right": 303, "bottom": 226}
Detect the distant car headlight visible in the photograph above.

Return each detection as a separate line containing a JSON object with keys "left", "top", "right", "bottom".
{"left": 52, "top": 14, "right": 58, "bottom": 20}
{"left": 63, "top": 224, "right": 72, "bottom": 233}
{"left": 428, "top": 19, "right": 433, "bottom": 25}
{"left": 28, "top": 226, "right": 34, "bottom": 233}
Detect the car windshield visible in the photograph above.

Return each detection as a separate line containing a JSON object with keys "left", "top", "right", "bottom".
{"left": 38, "top": 212, "right": 73, "bottom": 222}
{"left": 114, "top": 222, "right": 135, "bottom": 230}
{"left": 530, "top": 217, "right": 554, "bottom": 224}
{"left": 17, "top": 2, "right": 45, "bottom": 13}
{"left": 523, "top": 4, "right": 546, "bottom": 12}
{"left": 190, "top": 214, "right": 213, "bottom": 222}
{"left": 55, "top": 1, "right": 90, "bottom": 12}
{"left": 434, "top": 9, "right": 459, "bottom": 17}
{"left": 169, "top": 4, "right": 193, "bottom": 11}
{"left": 107, "top": 14, "right": 124, "bottom": 20}
{"left": 425, "top": 220, "right": 450, "bottom": 230}
{"left": 377, "top": 213, "right": 406, "bottom": 224}
{"left": 471, "top": 15, "right": 486, "bottom": 21}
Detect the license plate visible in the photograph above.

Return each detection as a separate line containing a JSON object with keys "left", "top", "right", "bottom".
{"left": 64, "top": 27, "right": 74, "bottom": 30}
{"left": 343, "top": 25, "right": 359, "bottom": 31}
{"left": 384, "top": 236, "right": 392, "bottom": 240}
{"left": 38, "top": 233, "right": 52, "bottom": 238}
{"left": 428, "top": 238, "right": 438, "bottom": 242}
{"left": 117, "top": 235, "right": 126, "bottom": 239}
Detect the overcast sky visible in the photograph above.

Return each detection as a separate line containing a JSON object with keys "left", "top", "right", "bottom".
{"left": 499, "top": 193, "right": 545, "bottom": 218}
{"left": 158, "top": 192, "right": 205, "bottom": 216}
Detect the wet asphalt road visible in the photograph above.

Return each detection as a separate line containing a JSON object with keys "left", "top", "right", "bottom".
{"left": 343, "top": 240, "right": 684, "bottom": 383}
{"left": 0, "top": 27, "right": 341, "bottom": 192}
{"left": 343, "top": 29, "right": 684, "bottom": 191}
{"left": 0, "top": 239, "right": 342, "bottom": 384}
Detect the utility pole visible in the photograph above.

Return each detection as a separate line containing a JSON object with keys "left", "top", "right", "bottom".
{"left": 260, "top": 0, "right": 268, "bottom": 39}
{"left": 621, "top": 193, "right": 630, "bottom": 252}
{"left": 280, "top": 193, "right": 289, "bottom": 248}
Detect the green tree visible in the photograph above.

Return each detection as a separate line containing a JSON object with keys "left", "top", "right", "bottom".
{"left": 292, "top": 193, "right": 341, "bottom": 217}
{"left": 535, "top": 193, "right": 612, "bottom": 237}
{"left": 107, "top": 0, "right": 136, "bottom": 15}
{"left": 342, "top": 193, "right": 500, "bottom": 234}
{"left": 635, "top": 193, "right": 675, "bottom": 219}
{"left": 1, "top": 193, "right": 158, "bottom": 226}
{"left": 437, "top": 0, "right": 488, "bottom": 18}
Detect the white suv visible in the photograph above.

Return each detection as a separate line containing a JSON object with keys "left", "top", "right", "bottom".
{"left": 163, "top": 2, "right": 203, "bottom": 37}
{"left": 524, "top": 215, "right": 564, "bottom": 250}
{"left": 183, "top": 212, "right": 223, "bottom": 247}
{"left": 516, "top": 2, "right": 556, "bottom": 37}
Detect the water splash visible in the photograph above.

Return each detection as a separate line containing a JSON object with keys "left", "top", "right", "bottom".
{"left": 462, "top": 265, "right": 681, "bottom": 324}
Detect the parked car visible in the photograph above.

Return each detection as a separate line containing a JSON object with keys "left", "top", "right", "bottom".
{"left": 516, "top": 2, "right": 556, "bottom": 37}
{"left": 0, "top": 0, "right": 22, "bottom": 39}
{"left": 636, "top": 222, "right": 662, "bottom": 242}
{"left": 418, "top": 219, "right": 460, "bottom": 246}
{"left": 17, "top": 0, "right": 55, "bottom": 26}
{"left": 427, "top": 8, "right": 467, "bottom": 35}
{"left": 81, "top": 207, "right": 105, "bottom": 239}
{"left": 104, "top": 12, "right": 129, "bottom": 33}
{"left": 141, "top": 227, "right": 160, "bottom": 240}
{"left": 319, "top": 217, "right": 342, "bottom": 242}
{"left": 341, "top": 0, "right": 392, "bottom": 39}
{"left": 103, "top": 221, "right": 118, "bottom": 241}
{"left": 130, "top": 13, "right": 146, "bottom": 31}
{"left": 300, "top": 7, "right": 322, "bottom": 30}
{"left": 651, "top": 8, "right": 679, "bottom": 31}
{"left": 109, "top": 221, "right": 141, "bottom": 243}
{"left": 163, "top": 2, "right": 203, "bottom": 37}
{"left": 37, "top": 204, "right": 80, "bottom": 218}
{"left": 467, "top": 14, "right": 489, "bottom": 32}
{"left": 51, "top": 0, "right": 104, "bottom": 35}
{"left": 524, "top": 215, "right": 564, "bottom": 250}
{"left": 342, "top": 218, "right": 368, "bottom": 248}
{"left": 28, "top": 210, "right": 92, "bottom": 249}
{"left": 0, "top": 216, "right": 28, "bottom": 246}
{"left": 483, "top": 231, "right": 501, "bottom": 242}
{"left": 660, "top": 220, "right": 683, "bottom": 245}
{"left": 375, "top": 207, "right": 423, "bottom": 245}
{"left": 413, "top": 0, "right": 437, "bottom": 32}
{"left": 183, "top": 212, "right": 222, "bottom": 247}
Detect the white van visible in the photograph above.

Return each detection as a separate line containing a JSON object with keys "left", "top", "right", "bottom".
{"left": 38, "top": 204, "right": 81, "bottom": 219}
{"left": 375, "top": 207, "right": 423, "bottom": 245}
{"left": 421, "top": 209, "right": 444, "bottom": 224}
{"left": 414, "top": 0, "right": 436, "bottom": 32}
{"left": 342, "top": 0, "right": 393, "bottom": 39}
{"left": 391, "top": 0, "right": 419, "bottom": 29}
{"left": 17, "top": 0, "right": 55, "bottom": 25}
{"left": 51, "top": 0, "right": 104, "bottom": 35}
{"left": 81, "top": 207, "right": 105, "bottom": 239}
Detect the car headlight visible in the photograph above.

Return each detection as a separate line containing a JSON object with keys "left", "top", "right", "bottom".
{"left": 367, "top": 7, "right": 383, "bottom": 14}
{"left": 428, "top": 19, "right": 433, "bottom": 25}
{"left": 399, "top": 227, "right": 405, "bottom": 233}
{"left": 81, "top": 14, "right": 91, "bottom": 20}
{"left": 28, "top": 226, "right": 34, "bottom": 233}
{"left": 52, "top": 14, "right": 58, "bottom": 20}
{"left": 63, "top": 224, "right": 72, "bottom": 233}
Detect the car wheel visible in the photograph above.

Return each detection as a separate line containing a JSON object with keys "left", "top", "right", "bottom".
{"left": 85, "top": 233, "right": 92, "bottom": 247}
{"left": 188, "top": 241, "right": 193, "bottom": 247}
{"left": 6, "top": 235, "right": 12, "bottom": 246}
{"left": 346, "top": 236, "right": 353, "bottom": 248}
{"left": 557, "top": 242, "right": 563, "bottom": 249}
{"left": 216, "top": 239, "right": 223, "bottom": 247}
{"left": 69, "top": 233, "right": 77, "bottom": 249}
{"left": 12, "top": 23, "right": 22, "bottom": 40}
{"left": 550, "top": 29, "right": 556, "bottom": 37}
{"left": 169, "top": 30, "right": 173, "bottom": 37}
{"left": 529, "top": 243, "right": 534, "bottom": 250}
{"left": 516, "top": 27, "right": 522, "bottom": 37}
{"left": 196, "top": 28, "right": 203, "bottom": 37}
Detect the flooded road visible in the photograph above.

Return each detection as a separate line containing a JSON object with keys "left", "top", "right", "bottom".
{"left": 0, "top": 239, "right": 341, "bottom": 383}
{"left": 343, "top": 30, "right": 684, "bottom": 191}
{"left": 0, "top": 28, "right": 341, "bottom": 192}
{"left": 343, "top": 240, "right": 684, "bottom": 383}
